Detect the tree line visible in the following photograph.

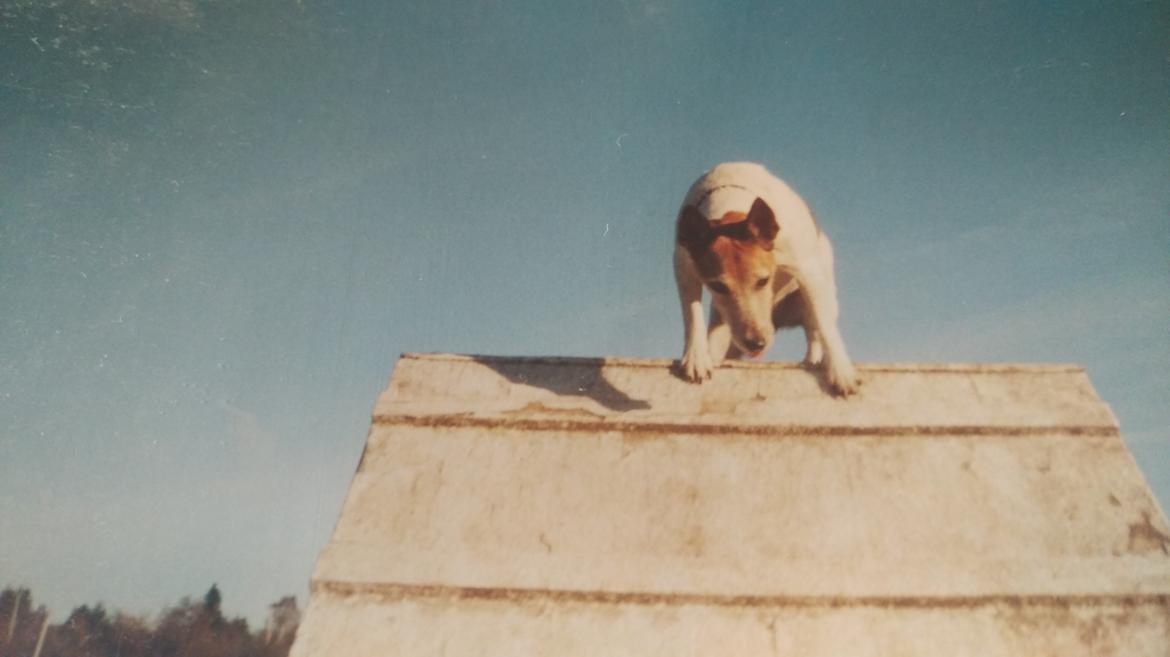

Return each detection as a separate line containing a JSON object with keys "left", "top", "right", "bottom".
{"left": 0, "top": 585, "right": 298, "bottom": 657}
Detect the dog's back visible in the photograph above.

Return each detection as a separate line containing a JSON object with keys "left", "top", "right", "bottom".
{"left": 682, "top": 162, "right": 822, "bottom": 267}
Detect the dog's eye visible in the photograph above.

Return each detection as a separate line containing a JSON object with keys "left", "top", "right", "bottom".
{"left": 708, "top": 281, "right": 730, "bottom": 295}
{"left": 755, "top": 277, "right": 770, "bottom": 290}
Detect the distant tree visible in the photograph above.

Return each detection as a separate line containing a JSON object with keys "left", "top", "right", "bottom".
{"left": 1, "top": 587, "right": 49, "bottom": 657}
{"left": 50, "top": 604, "right": 113, "bottom": 657}
{"left": 108, "top": 613, "right": 152, "bottom": 657}
{"left": 262, "top": 596, "right": 300, "bottom": 650}
{"left": 203, "top": 585, "right": 223, "bottom": 619}
{"left": 150, "top": 585, "right": 267, "bottom": 657}
{"left": 151, "top": 596, "right": 206, "bottom": 657}
{"left": 2, "top": 587, "right": 32, "bottom": 643}
{"left": 4, "top": 585, "right": 297, "bottom": 657}
{"left": 37, "top": 603, "right": 152, "bottom": 657}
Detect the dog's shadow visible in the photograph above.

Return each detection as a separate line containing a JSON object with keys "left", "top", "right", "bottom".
{"left": 472, "top": 356, "right": 652, "bottom": 413}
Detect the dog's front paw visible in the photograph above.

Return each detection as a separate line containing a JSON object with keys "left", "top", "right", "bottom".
{"left": 680, "top": 346, "right": 714, "bottom": 383}
{"left": 825, "top": 361, "right": 861, "bottom": 396}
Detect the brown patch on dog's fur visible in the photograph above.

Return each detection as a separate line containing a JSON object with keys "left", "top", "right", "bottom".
{"left": 677, "top": 199, "right": 779, "bottom": 262}
{"left": 676, "top": 205, "right": 713, "bottom": 255}
{"left": 714, "top": 210, "right": 747, "bottom": 225}
{"left": 746, "top": 197, "right": 778, "bottom": 243}
{"left": 699, "top": 236, "right": 774, "bottom": 284}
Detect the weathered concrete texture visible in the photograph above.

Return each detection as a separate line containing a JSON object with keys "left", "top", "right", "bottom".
{"left": 291, "top": 354, "right": 1170, "bottom": 657}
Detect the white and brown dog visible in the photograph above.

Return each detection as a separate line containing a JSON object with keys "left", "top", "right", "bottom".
{"left": 673, "top": 161, "right": 861, "bottom": 395}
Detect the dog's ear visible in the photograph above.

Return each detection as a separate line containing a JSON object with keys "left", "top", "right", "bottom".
{"left": 676, "top": 204, "right": 712, "bottom": 251}
{"left": 746, "top": 197, "right": 778, "bottom": 245}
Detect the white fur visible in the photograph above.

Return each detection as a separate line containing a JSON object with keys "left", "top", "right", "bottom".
{"left": 674, "top": 162, "right": 861, "bottom": 395}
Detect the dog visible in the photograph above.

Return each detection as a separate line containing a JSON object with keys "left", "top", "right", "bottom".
{"left": 673, "top": 162, "right": 860, "bottom": 395}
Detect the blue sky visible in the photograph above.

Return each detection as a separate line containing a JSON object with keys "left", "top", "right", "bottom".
{"left": 1, "top": 0, "right": 1167, "bottom": 625}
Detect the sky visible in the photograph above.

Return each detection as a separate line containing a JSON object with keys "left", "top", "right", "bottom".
{"left": 1, "top": 0, "right": 1167, "bottom": 627}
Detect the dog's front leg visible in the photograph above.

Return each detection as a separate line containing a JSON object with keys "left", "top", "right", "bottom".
{"left": 796, "top": 266, "right": 860, "bottom": 395}
{"left": 674, "top": 245, "right": 713, "bottom": 382}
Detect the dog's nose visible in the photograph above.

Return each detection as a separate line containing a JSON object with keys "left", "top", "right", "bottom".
{"left": 744, "top": 336, "right": 767, "bottom": 353}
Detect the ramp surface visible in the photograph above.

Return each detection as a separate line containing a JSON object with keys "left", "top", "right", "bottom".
{"left": 291, "top": 354, "right": 1170, "bottom": 656}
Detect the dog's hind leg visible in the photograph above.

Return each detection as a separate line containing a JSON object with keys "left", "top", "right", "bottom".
{"left": 803, "top": 328, "right": 825, "bottom": 366}
{"left": 707, "top": 306, "right": 736, "bottom": 365}
{"left": 773, "top": 287, "right": 823, "bottom": 366}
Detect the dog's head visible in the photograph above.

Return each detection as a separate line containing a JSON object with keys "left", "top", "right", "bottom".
{"left": 677, "top": 198, "right": 779, "bottom": 357}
